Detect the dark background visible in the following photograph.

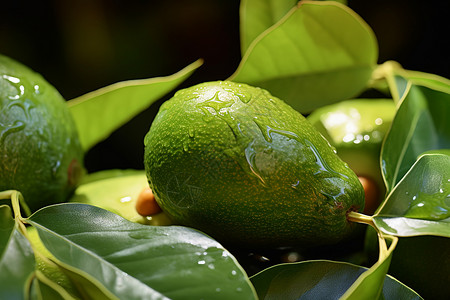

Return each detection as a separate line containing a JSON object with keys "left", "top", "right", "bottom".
{"left": 1, "top": 0, "right": 448, "bottom": 173}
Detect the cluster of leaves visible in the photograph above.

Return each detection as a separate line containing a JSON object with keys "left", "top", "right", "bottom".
{"left": 1, "top": 0, "right": 449, "bottom": 299}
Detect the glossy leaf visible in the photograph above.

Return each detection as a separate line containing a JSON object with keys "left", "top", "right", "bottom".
{"left": 240, "top": 0, "right": 349, "bottom": 54}
{"left": 68, "top": 59, "right": 202, "bottom": 151}
{"left": 394, "top": 67, "right": 450, "bottom": 95}
{"left": 381, "top": 81, "right": 450, "bottom": 191}
{"left": 70, "top": 169, "right": 171, "bottom": 225}
{"left": 32, "top": 271, "right": 78, "bottom": 300}
{"left": 27, "top": 203, "right": 257, "bottom": 300}
{"left": 0, "top": 204, "right": 15, "bottom": 255}
{"left": 239, "top": 0, "right": 297, "bottom": 54}
{"left": 230, "top": 1, "right": 378, "bottom": 113}
{"left": 43, "top": 259, "right": 120, "bottom": 300}
{"left": 342, "top": 235, "right": 398, "bottom": 299}
{"left": 374, "top": 153, "right": 450, "bottom": 237}
{"left": 251, "top": 258, "right": 421, "bottom": 299}
{"left": 0, "top": 205, "right": 35, "bottom": 299}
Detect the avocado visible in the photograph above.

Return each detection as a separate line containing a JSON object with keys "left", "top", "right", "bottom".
{"left": 0, "top": 54, "right": 84, "bottom": 212}
{"left": 144, "top": 81, "right": 364, "bottom": 248}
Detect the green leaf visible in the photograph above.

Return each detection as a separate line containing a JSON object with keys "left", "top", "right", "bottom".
{"left": 68, "top": 59, "right": 203, "bottom": 151}
{"left": 70, "top": 169, "right": 171, "bottom": 225}
{"left": 31, "top": 271, "right": 78, "bottom": 300}
{"left": 374, "top": 153, "right": 450, "bottom": 237}
{"left": 0, "top": 204, "right": 15, "bottom": 255}
{"left": 342, "top": 235, "right": 399, "bottom": 299}
{"left": 394, "top": 67, "right": 450, "bottom": 95}
{"left": 27, "top": 203, "right": 257, "bottom": 300}
{"left": 0, "top": 205, "right": 35, "bottom": 299}
{"left": 239, "top": 0, "right": 298, "bottom": 55}
{"left": 78, "top": 169, "right": 146, "bottom": 185}
{"left": 381, "top": 81, "right": 450, "bottom": 191}
{"left": 250, "top": 258, "right": 421, "bottom": 299}
{"left": 41, "top": 261, "right": 118, "bottom": 300}
{"left": 251, "top": 260, "right": 364, "bottom": 299}
{"left": 240, "top": 0, "right": 350, "bottom": 54}
{"left": 375, "top": 61, "right": 450, "bottom": 104}
{"left": 230, "top": 1, "right": 378, "bottom": 113}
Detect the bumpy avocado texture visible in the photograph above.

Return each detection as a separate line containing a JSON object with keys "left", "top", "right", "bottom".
{"left": 0, "top": 54, "right": 83, "bottom": 212}
{"left": 144, "top": 81, "right": 364, "bottom": 248}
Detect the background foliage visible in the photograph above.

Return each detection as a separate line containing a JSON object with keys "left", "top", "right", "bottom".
{"left": 0, "top": 0, "right": 448, "bottom": 172}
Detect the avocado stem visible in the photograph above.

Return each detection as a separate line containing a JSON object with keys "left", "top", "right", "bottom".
{"left": 347, "top": 211, "right": 394, "bottom": 261}
{"left": 346, "top": 211, "right": 374, "bottom": 227}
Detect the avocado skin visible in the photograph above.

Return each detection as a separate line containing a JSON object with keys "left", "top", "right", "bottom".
{"left": 144, "top": 81, "right": 364, "bottom": 248}
{"left": 0, "top": 54, "right": 84, "bottom": 211}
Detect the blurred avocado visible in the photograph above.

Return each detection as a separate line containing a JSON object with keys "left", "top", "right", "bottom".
{"left": 308, "top": 99, "right": 396, "bottom": 214}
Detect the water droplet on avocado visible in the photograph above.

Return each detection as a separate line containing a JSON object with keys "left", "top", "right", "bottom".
{"left": 0, "top": 120, "right": 25, "bottom": 143}
{"left": 6, "top": 99, "right": 35, "bottom": 120}
{"left": 183, "top": 141, "right": 189, "bottom": 152}
{"left": 244, "top": 141, "right": 267, "bottom": 187}
{"left": 253, "top": 118, "right": 299, "bottom": 143}
{"left": 196, "top": 90, "right": 236, "bottom": 119}
{"left": 2, "top": 75, "right": 25, "bottom": 100}
{"left": 232, "top": 91, "right": 251, "bottom": 104}
{"left": 291, "top": 180, "right": 300, "bottom": 189}
{"left": 188, "top": 127, "right": 195, "bottom": 138}
{"left": 34, "top": 84, "right": 41, "bottom": 94}
{"left": 320, "top": 186, "right": 347, "bottom": 207}
{"left": 305, "top": 139, "right": 347, "bottom": 179}
{"left": 2, "top": 74, "right": 20, "bottom": 84}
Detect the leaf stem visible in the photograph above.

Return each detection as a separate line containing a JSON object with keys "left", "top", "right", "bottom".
{"left": 0, "top": 189, "right": 14, "bottom": 200}
{"left": 372, "top": 60, "right": 404, "bottom": 104}
{"left": 0, "top": 189, "right": 31, "bottom": 217}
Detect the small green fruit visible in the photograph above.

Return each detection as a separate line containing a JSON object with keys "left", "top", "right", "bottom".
{"left": 0, "top": 54, "right": 84, "bottom": 211}
{"left": 144, "top": 81, "right": 364, "bottom": 248}
{"left": 70, "top": 170, "right": 172, "bottom": 226}
{"left": 307, "top": 99, "right": 396, "bottom": 214}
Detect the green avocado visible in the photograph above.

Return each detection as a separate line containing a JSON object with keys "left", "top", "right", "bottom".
{"left": 307, "top": 99, "right": 396, "bottom": 214}
{"left": 144, "top": 81, "right": 364, "bottom": 248}
{"left": 0, "top": 54, "right": 84, "bottom": 212}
